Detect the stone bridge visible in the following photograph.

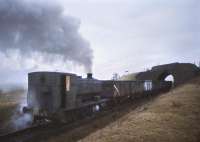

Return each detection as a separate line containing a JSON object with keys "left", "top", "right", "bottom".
{"left": 136, "top": 63, "right": 200, "bottom": 86}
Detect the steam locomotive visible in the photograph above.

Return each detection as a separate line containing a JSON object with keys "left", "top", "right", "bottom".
{"left": 24, "top": 72, "right": 171, "bottom": 122}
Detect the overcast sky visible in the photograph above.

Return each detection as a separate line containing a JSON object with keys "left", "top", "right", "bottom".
{"left": 0, "top": 0, "right": 199, "bottom": 86}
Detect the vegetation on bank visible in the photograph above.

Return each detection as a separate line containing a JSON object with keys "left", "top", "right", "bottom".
{"left": 47, "top": 77, "right": 200, "bottom": 142}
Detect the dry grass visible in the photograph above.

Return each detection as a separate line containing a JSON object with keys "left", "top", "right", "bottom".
{"left": 47, "top": 77, "right": 200, "bottom": 142}
{"left": 0, "top": 89, "right": 26, "bottom": 133}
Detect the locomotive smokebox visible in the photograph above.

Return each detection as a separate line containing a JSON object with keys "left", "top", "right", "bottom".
{"left": 87, "top": 73, "right": 93, "bottom": 79}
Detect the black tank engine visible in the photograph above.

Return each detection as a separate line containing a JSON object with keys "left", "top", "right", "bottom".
{"left": 24, "top": 72, "right": 171, "bottom": 122}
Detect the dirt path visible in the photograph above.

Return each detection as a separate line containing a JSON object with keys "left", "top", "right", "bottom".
{"left": 46, "top": 78, "right": 200, "bottom": 142}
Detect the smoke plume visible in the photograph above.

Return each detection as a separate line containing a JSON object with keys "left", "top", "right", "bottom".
{"left": 0, "top": 0, "right": 93, "bottom": 72}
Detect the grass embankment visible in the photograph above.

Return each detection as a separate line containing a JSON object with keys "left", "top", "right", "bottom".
{"left": 0, "top": 89, "right": 26, "bottom": 133}
{"left": 47, "top": 77, "right": 200, "bottom": 142}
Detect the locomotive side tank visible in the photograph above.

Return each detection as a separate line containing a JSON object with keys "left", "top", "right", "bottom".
{"left": 76, "top": 73, "right": 102, "bottom": 103}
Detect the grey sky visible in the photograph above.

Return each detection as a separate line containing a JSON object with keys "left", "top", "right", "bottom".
{"left": 0, "top": 0, "right": 199, "bottom": 86}
{"left": 59, "top": 0, "right": 200, "bottom": 78}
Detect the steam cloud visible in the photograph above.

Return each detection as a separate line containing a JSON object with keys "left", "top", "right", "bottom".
{"left": 0, "top": 0, "right": 93, "bottom": 72}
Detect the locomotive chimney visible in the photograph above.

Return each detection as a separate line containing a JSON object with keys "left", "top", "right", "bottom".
{"left": 87, "top": 73, "right": 93, "bottom": 79}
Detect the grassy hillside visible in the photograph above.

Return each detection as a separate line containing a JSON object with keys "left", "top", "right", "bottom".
{"left": 47, "top": 77, "right": 200, "bottom": 142}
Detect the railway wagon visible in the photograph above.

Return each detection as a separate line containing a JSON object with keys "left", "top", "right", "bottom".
{"left": 101, "top": 80, "right": 171, "bottom": 100}
{"left": 101, "top": 80, "right": 150, "bottom": 98}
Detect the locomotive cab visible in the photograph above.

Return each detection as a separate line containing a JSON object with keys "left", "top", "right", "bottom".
{"left": 26, "top": 72, "right": 77, "bottom": 121}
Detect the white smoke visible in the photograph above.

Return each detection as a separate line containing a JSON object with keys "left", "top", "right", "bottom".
{"left": 11, "top": 89, "right": 33, "bottom": 130}
{"left": 0, "top": 0, "right": 93, "bottom": 72}
{"left": 0, "top": 88, "right": 32, "bottom": 131}
{"left": 11, "top": 113, "right": 33, "bottom": 130}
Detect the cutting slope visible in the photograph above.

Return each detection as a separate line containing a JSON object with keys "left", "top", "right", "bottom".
{"left": 47, "top": 77, "right": 200, "bottom": 142}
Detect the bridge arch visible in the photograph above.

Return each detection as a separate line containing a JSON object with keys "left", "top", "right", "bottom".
{"left": 157, "top": 71, "right": 173, "bottom": 81}
{"left": 157, "top": 70, "right": 175, "bottom": 87}
{"left": 164, "top": 74, "right": 174, "bottom": 82}
{"left": 136, "top": 63, "right": 200, "bottom": 86}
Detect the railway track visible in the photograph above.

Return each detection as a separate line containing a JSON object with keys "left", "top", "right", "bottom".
{"left": 0, "top": 113, "right": 104, "bottom": 142}
{"left": 0, "top": 122, "right": 57, "bottom": 142}
{"left": 0, "top": 96, "right": 156, "bottom": 142}
{"left": 0, "top": 101, "right": 117, "bottom": 142}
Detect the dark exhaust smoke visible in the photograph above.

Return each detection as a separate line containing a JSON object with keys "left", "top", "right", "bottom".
{"left": 0, "top": 0, "right": 93, "bottom": 72}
